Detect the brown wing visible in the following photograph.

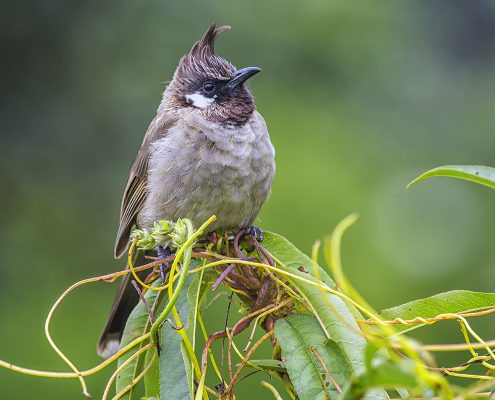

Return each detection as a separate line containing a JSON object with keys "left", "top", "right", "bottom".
{"left": 114, "top": 113, "right": 177, "bottom": 258}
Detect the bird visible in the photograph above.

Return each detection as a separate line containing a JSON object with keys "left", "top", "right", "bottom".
{"left": 97, "top": 23, "right": 275, "bottom": 358}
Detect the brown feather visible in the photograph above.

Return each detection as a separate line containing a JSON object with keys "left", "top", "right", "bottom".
{"left": 190, "top": 23, "right": 231, "bottom": 58}
{"left": 114, "top": 114, "right": 177, "bottom": 258}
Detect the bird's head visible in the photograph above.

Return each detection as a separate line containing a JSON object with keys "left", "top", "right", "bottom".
{"left": 166, "top": 24, "right": 261, "bottom": 126}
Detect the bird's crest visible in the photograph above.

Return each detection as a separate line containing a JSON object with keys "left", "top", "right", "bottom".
{"left": 175, "top": 23, "right": 235, "bottom": 81}
{"left": 191, "top": 23, "right": 231, "bottom": 59}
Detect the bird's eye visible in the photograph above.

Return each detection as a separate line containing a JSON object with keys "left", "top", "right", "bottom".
{"left": 203, "top": 81, "right": 215, "bottom": 93}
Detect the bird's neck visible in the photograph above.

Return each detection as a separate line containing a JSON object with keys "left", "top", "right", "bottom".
{"left": 180, "top": 110, "right": 262, "bottom": 146}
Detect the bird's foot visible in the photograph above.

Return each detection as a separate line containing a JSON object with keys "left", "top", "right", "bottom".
{"left": 207, "top": 231, "right": 219, "bottom": 245}
{"left": 245, "top": 225, "right": 264, "bottom": 242}
{"left": 156, "top": 245, "right": 172, "bottom": 283}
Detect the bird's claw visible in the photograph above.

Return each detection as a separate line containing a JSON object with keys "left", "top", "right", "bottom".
{"left": 245, "top": 225, "right": 264, "bottom": 242}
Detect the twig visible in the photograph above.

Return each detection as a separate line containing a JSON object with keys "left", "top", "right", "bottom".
{"left": 244, "top": 299, "right": 291, "bottom": 352}
{"left": 260, "top": 380, "right": 284, "bottom": 400}
{"left": 222, "top": 292, "right": 235, "bottom": 372}
{"left": 360, "top": 307, "right": 495, "bottom": 326}
{"left": 131, "top": 280, "right": 155, "bottom": 323}
{"left": 198, "top": 313, "right": 224, "bottom": 383}
{"left": 310, "top": 346, "right": 343, "bottom": 393}
{"left": 102, "top": 343, "right": 153, "bottom": 400}
{"left": 111, "top": 350, "right": 157, "bottom": 400}
{"left": 227, "top": 303, "right": 279, "bottom": 381}
{"left": 212, "top": 264, "right": 237, "bottom": 290}
{"left": 228, "top": 331, "right": 274, "bottom": 394}
{"left": 39, "top": 262, "right": 160, "bottom": 397}
{"left": 424, "top": 339, "right": 495, "bottom": 352}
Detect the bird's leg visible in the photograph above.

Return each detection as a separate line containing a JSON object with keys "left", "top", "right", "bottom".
{"left": 245, "top": 225, "right": 264, "bottom": 242}
{"left": 156, "top": 245, "right": 172, "bottom": 283}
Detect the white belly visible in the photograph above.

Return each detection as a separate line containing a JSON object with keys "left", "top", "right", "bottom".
{"left": 138, "top": 112, "right": 275, "bottom": 232}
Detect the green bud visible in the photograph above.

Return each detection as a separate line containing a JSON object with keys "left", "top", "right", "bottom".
{"left": 131, "top": 218, "right": 195, "bottom": 252}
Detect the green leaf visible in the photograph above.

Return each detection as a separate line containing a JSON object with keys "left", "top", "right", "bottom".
{"left": 377, "top": 290, "right": 495, "bottom": 332}
{"left": 160, "top": 260, "right": 205, "bottom": 400}
{"left": 264, "top": 232, "right": 388, "bottom": 400}
{"left": 240, "top": 359, "right": 287, "bottom": 373}
{"left": 263, "top": 231, "right": 335, "bottom": 287}
{"left": 159, "top": 278, "right": 192, "bottom": 400}
{"left": 339, "top": 359, "right": 419, "bottom": 400}
{"left": 408, "top": 165, "right": 495, "bottom": 189}
{"left": 361, "top": 360, "right": 417, "bottom": 388}
{"left": 275, "top": 314, "right": 352, "bottom": 400}
{"left": 143, "top": 346, "right": 159, "bottom": 398}
{"left": 116, "top": 280, "right": 162, "bottom": 399}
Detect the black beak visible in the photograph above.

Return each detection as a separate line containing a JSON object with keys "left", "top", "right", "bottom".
{"left": 226, "top": 67, "right": 261, "bottom": 89}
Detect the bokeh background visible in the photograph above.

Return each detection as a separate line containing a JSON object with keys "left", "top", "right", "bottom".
{"left": 1, "top": 0, "right": 494, "bottom": 398}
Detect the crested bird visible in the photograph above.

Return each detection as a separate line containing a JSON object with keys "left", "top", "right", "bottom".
{"left": 97, "top": 24, "right": 275, "bottom": 357}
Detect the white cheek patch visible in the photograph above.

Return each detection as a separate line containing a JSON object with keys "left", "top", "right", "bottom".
{"left": 185, "top": 92, "right": 215, "bottom": 109}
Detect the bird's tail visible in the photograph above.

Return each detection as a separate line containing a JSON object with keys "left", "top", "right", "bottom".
{"left": 97, "top": 252, "right": 148, "bottom": 358}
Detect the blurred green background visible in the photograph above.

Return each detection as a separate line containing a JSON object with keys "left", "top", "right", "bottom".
{"left": 1, "top": 0, "right": 494, "bottom": 398}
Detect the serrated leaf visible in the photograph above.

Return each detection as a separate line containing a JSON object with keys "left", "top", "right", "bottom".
{"left": 275, "top": 314, "right": 352, "bottom": 400}
{"left": 377, "top": 290, "right": 495, "bottom": 332}
{"left": 116, "top": 280, "right": 162, "bottom": 399}
{"left": 160, "top": 260, "right": 204, "bottom": 400}
{"left": 408, "top": 165, "right": 495, "bottom": 189}
{"left": 264, "top": 232, "right": 388, "bottom": 400}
